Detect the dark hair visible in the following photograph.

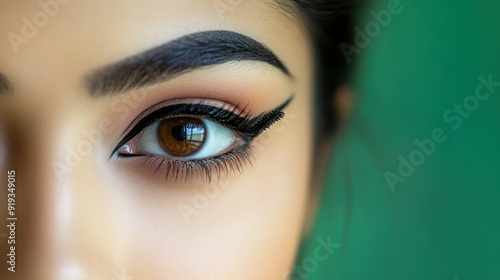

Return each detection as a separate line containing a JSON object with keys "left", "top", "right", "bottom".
{"left": 279, "top": 0, "right": 358, "bottom": 135}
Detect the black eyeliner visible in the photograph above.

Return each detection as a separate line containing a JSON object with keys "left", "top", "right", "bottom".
{"left": 111, "top": 96, "right": 294, "bottom": 157}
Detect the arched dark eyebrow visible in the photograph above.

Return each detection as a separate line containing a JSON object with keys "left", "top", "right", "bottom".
{"left": 86, "top": 30, "right": 290, "bottom": 96}
{"left": 0, "top": 73, "right": 13, "bottom": 94}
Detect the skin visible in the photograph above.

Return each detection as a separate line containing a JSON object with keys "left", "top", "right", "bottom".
{"left": 0, "top": 0, "right": 316, "bottom": 279}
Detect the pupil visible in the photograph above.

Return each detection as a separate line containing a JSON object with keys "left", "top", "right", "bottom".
{"left": 171, "top": 125, "right": 186, "bottom": 141}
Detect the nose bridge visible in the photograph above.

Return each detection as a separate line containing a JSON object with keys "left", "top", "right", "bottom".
{"left": 0, "top": 102, "right": 89, "bottom": 279}
{"left": 8, "top": 110, "right": 64, "bottom": 278}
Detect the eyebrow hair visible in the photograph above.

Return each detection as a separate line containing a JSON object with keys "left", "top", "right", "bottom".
{"left": 0, "top": 73, "right": 12, "bottom": 94}
{"left": 87, "top": 30, "right": 290, "bottom": 96}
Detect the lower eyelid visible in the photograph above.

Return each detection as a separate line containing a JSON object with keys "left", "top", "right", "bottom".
{"left": 117, "top": 144, "right": 255, "bottom": 182}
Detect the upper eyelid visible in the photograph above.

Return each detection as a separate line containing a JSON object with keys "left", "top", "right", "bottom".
{"left": 111, "top": 102, "right": 256, "bottom": 158}
{"left": 118, "top": 95, "right": 294, "bottom": 139}
{"left": 118, "top": 98, "right": 251, "bottom": 139}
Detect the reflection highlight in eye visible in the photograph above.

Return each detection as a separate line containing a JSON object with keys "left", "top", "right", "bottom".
{"left": 112, "top": 96, "right": 293, "bottom": 181}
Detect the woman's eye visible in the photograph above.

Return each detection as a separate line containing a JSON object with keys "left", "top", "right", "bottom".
{"left": 118, "top": 116, "right": 243, "bottom": 159}
{"left": 111, "top": 99, "right": 291, "bottom": 180}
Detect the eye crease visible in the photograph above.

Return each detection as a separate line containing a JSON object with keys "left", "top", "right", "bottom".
{"left": 112, "top": 96, "right": 294, "bottom": 181}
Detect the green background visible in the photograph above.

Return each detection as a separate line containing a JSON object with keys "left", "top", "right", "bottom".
{"left": 296, "top": 0, "right": 500, "bottom": 279}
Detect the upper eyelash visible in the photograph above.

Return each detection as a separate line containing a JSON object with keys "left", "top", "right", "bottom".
{"left": 111, "top": 96, "right": 294, "bottom": 157}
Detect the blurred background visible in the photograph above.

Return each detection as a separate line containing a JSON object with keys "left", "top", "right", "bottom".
{"left": 298, "top": 0, "right": 500, "bottom": 279}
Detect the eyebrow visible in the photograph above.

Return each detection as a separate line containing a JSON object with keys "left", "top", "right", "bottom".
{"left": 87, "top": 30, "right": 290, "bottom": 96}
{"left": 0, "top": 73, "right": 12, "bottom": 94}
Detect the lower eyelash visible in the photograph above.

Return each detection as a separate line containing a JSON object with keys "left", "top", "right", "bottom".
{"left": 122, "top": 144, "right": 254, "bottom": 182}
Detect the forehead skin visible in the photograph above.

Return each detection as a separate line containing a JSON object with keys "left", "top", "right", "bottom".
{"left": 0, "top": 0, "right": 314, "bottom": 279}
{"left": 0, "top": 0, "right": 310, "bottom": 96}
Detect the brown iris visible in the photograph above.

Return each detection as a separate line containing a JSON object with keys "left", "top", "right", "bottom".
{"left": 157, "top": 117, "right": 206, "bottom": 157}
